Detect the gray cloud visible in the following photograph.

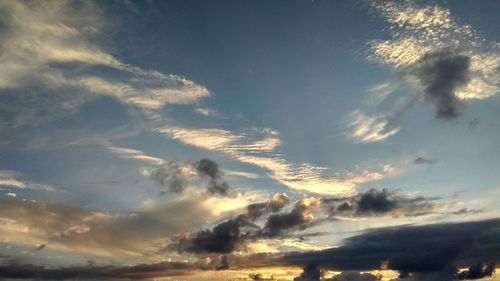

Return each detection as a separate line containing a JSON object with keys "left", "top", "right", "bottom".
{"left": 277, "top": 219, "right": 500, "bottom": 277}
{"left": 326, "top": 189, "right": 439, "bottom": 218}
{"left": 410, "top": 49, "right": 470, "bottom": 120}
{"left": 293, "top": 264, "right": 323, "bottom": 281}
{"left": 455, "top": 262, "right": 495, "bottom": 280}
{"left": 0, "top": 260, "right": 200, "bottom": 280}
{"left": 150, "top": 158, "right": 232, "bottom": 196}
{"left": 331, "top": 272, "right": 382, "bottom": 281}
{"left": 150, "top": 163, "right": 187, "bottom": 193}
{"left": 194, "top": 158, "right": 229, "bottom": 196}
{"left": 413, "top": 157, "right": 436, "bottom": 165}
{"left": 263, "top": 198, "right": 321, "bottom": 237}
{"left": 168, "top": 193, "right": 290, "bottom": 254}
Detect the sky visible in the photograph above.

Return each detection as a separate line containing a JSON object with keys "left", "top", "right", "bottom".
{"left": 0, "top": 0, "right": 499, "bottom": 280}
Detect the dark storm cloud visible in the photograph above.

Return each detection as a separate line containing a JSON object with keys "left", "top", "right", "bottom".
{"left": 278, "top": 219, "right": 500, "bottom": 276}
{"left": 413, "top": 157, "right": 436, "bottom": 165}
{"left": 168, "top": 193, "right": 290, "bottom": 254}
{"left": 410, "top": 48, "right": 470, "bottom": 120}
{"left": 194, "top": 158, "right": 229, "bottom": 196}
{"left": 0, "top": 260, "right": 200, "bottom": 280}
{"left": 326, "top": 189, "right": 439, "bottom": 218}
{"left": 330, "top": 271, "right": 382, "bottom": 281}
{"left": 293, "top": 263, "right": 323, "bottom": 281}
{"left": 150, "top": 163, "right": 187, "bottom": 193}
{"left": 262, "top": 198, "right": 321, "bottom": 237}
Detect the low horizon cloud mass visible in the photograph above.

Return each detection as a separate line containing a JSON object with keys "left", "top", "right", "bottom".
{"left": 0, "top": 0, "right": 498, "bottom": 280}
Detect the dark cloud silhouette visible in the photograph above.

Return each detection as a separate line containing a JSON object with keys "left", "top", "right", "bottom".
{"left": 294, "top": 264, "right": 323, "bottom": 281}
{"left": 169, "top": 193, "right": 290, "bottom": 254}
{"left": 455, "top": 262, "right": 495, "bottom": 280}
{"left": 195, "top": 158, "right": 229, "bottom": 196}
{"left": 413, "top": 157, "right": 436, "bottom": 165}
{"left": 170, "top": 217, "right": 248, "bottom": 254}
{"left": 411, "top": 49, "right": 470, "bottom": 120}
{"left": 277, "top": 219, "right": 500, "bottom": 277}
{"left": 263, "top": 198, "right": 321, "bottom": 237}
{"left": 0, "top": 260, "right": 199, "bottom": 280}
{"left": 150, "top": 163, "right": 187, "bottom": 193}
{"left": 326, "top": 189, "right": 438, "bottom": 218}
{"left": 330, "top": 271, "right": 382, "bottom": 281}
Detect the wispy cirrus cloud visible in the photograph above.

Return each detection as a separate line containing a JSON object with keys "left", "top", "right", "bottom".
{"left": 160, "top": 126, "right": 397, "bottom": 195}
{"left": 0, "top": 0, "right": 209, "bottom": 141}
{"left": 0, "top": 170, "right": 57, "bottom": 192}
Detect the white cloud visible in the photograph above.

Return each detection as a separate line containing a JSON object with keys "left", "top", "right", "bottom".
{"left": 195, "top": 107, "right": 218, "bottom": 117}
{"left": 159, "top": 126, "right": 395, "bottom": 195}
{"left": 344, "top": 110, "right": 400, "bottom": 143}
{"left": 0, "top": 0, "right": 209, "bottom": 135}
{"left": 0, "top": 170, "right": 56, "bottom": 192}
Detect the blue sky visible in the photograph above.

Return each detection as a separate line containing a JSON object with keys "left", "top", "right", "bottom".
{"left": 0, "top": 0, "right": 499, "bottom": 280}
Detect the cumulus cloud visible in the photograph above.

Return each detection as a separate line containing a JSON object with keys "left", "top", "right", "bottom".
{"left": 168, "top": 193, "right": 291, "bottom": 254}
{"left": 263, "top": 198, "right": 322, "bottom": 237}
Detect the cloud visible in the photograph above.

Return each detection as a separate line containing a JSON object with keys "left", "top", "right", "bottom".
{"left": 168, "top": 193, "right": 290, "bottom": 254}
{"left": 263, "top": 198, "right": 322, "bottom": 237}
{"left": 344, "top": 110, "right": 401, "bottom": 143}
{"left": 194, "top": 158, "right": 230, "bottom": 196}
{"left": 331, "top": 272, "right": 382, "bottom": 281}
{"left": 326, "top": 189, "right": 440, "bottom": 218}
{"left": 245, "top": 193, "right": 290, "bottom": 221}
{"left": 276, "top": 219, "right": 500, "bottom": 276}
{"left": 148, "top": 158, "right": 233, "bottom": 196}
{"left": 161, "top": 126, "right": 395, "bottom": 195}
{"left": 413, "top": 157, "right": 435, "bottom": 165}
{"left": 347, "top": 0, "right": 500, "bottom": 142}
{"left": 455, "top": 262, "right": 495, "bottom": 280}
{"left": 0, "top": 170, "right": 57, "bottom": 192}
{"left": 0, "top": 195, "right": 250, "bottom": 260}
{"left": 150, "top": 163, "right": 189, "bottom": 193}
{"left": 0, "top": 0, "right": 209, "bottom": 146}
{"left": 195, "top": 107, "right": 218, "bottom": 117}
{"left": 293, "top": 264, "right": 323, "bottom": 281}
{"left": 409, "top": 49, "right": 470, "bottom": 120}
{"left": 0, "top": 260, "right": 201, "bottom": 280}
{"left": 369, "top": 0, "right": 499, "bottom": 97}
